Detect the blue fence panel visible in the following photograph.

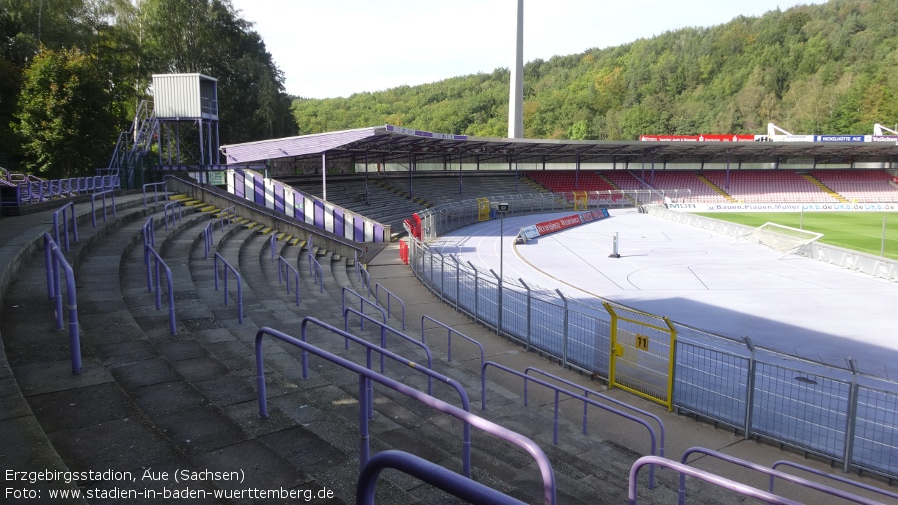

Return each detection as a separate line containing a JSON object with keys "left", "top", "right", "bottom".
{"left": 851, "top": 386, "right": 898, "bottom": 476}
{"left": 751, "top": 361, "right": 850, "bottom": 460}
{"left": 674, "top": 343, "right": 749, "bottom": 428}
{"left": 476, "top": 276, "right": 498, "bottom": 327}
{"left": 529, "top": 298, "right": 565, "bottom": 359}
{"left": 566, "top": 310, "right": 610, "bottom": 375}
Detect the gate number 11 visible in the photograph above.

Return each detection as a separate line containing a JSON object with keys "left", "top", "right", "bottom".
{"left": 635, "top": 335, "right": 649, "bottom": 351}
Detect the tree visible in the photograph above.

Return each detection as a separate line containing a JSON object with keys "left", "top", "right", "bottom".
{"left": 13, "top": 47, "right": 117, "bottom": 177}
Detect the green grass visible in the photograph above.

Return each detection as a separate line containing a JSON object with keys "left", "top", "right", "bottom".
{"left": 696, "top": 212, "right": 898, "bottom": 260}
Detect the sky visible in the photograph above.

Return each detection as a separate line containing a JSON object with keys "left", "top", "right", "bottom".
{"left": 229, "top": 0, "right": 828, "bottom": 100}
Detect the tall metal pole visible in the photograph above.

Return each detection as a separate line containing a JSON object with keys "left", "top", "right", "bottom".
{"left": 508, "top": 0, "right": 524, "bottom": 139}
{"left": 321, "top": 152, "right": 327, "bottom": 201}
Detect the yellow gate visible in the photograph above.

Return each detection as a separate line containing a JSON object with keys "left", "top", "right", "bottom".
{"left": 477, "top": 198, "right": 491, "bottom": 221}
{"left": 603, "top": 302, "right": 676, "bottom": 410}
{"left": 572, "top": 191, "right": 588, "bottom": 210}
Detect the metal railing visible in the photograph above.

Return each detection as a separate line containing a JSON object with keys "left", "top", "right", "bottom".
{"left": 420, "top": 315, "right": 485, "bottom": 371}
{"left": 203, "top": 221, "right": 214, "bottom": 259}
{"left": 90, "top": 190, "right": 116, "bottom": 228}
{"left": 142, "top": 182, "right": 168, "bottom": 205}
{"left": 629, "top": 456, "right": 801, "bottom": 505}
{"left": 213, "top": 252, "right": 243, "bottom": 323}
{"left": 482, "top": 361, "right": 660, "bottom": 488}
{"left": 52, "top": 201, "right": 78, "bottom": 251}
{"left": 276, "top": 255, "right": 301, "bottom": 306}
{"left": 678, "top": 447, "right": 882, "bottom": 505}
{"left": 144, "top": 244, "right": 176, "bottom": 335}
{"left": 254, "top": 324, "right": 555, "bottom": 503}
{"left": 406, "top": 214, "right": 898, "bottom": 479}
{"left": 163, "top": 200, "right": 183, "bottom": 230}
{"left": 142, "top": 217, "right": 155, "bottom": 289}
{"left": 42, "top": 233, "right": 81, "bottom": 374}
{"left": 342, "top": 308, "right": 434, "bottom": 394}
{"left": 770, "top": 460, "right": 898, "bottom": 502}
{"left": 374, "top": 282, "right": 405, "bottom": 330}
{"left": 307, "top": 252, "right": 324, "bottom": 293}
{"left": 342, "top": 287, "right": 386, "bottom": 331}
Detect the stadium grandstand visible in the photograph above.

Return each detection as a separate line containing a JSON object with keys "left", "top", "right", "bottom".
{"left": 4, "top": 83, "right": 898, "bottom": 503}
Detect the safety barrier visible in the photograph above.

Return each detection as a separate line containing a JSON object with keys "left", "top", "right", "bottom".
{"left": 482, "top": 361, "right": 660, "bottom": 488}
{"left": 142, "top": 182, "right": 168, "bottom": 205}
{"left": 213, "top": 252, "right": 243, "bottom": 323}
{"left": 420, "top": 315, "right": 485, "bottom": 372}
{"left": 678, "top": 447, "right": 881, "bottom": 505}
{"left": 276, "top": 255, "right": 301, "bottom": 306}
{"left": 342, "top": 308, "right": 433, "bottom": 394}
{"left": 254, "top": 324, "right": 554, "bottom": 502}
{"left": 203, "top": 221, "right": 214, "bottom": 259}
{"left": 52, "top": 201, "right": 78, "bottom": 251}
{"left": 523, "top": 366, "right": 665, "bottom": 457}
{"left": 374, "top": 282, "right": 405, "bottom": 330}
{"left": 629, "top": 456, "right": 800, "bottom": 505}
{"left": 141, "top": 217, "right": 155, "bottom": 289}
{"left": 90, "top": 189, "right": 116, "bottom": 228}
{"left": 342, "top": 287, "right": 386, "bottom": 331}
{"left": 307, "top": 253, "right": 324, "bottom": 293}
{"left": 42, "top": 233, "right": 82, "bottom": 374}
{"left": 163, "top": 200, "right": 183, "bottom": 230}
{"left": 770, "top": 460, "right": 898, "bottom": 502}
{"left": 357, "top": 451, "right": 527, "bottom": 505}
{"left": 144, "top": 244, "right": 176, "bottom": 335}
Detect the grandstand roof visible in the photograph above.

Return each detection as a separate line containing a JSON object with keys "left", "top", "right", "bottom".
{"left": 221, "top": 124, "right": 898, "bottom": 166}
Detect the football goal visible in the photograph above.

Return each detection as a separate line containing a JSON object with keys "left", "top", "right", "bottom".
{"left": 739, "top": 222, "right": 823, "bottom": 257}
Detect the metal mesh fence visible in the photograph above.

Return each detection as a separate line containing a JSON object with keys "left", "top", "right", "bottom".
{"left": 406, "top": 199, "right": 898, "bottom": 479}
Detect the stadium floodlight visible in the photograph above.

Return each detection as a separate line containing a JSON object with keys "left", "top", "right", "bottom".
{"left": 508, "top": 0, "right": 524, "bottom": 138}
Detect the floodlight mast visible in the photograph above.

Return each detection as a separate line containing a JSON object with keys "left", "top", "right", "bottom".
{"left": 508, "top": 0, "right": 524, "bottom": 139}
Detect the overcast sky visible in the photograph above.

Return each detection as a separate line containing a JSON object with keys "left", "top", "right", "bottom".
{"left": 229, "top": 0, "right": 828, "bottom": 99}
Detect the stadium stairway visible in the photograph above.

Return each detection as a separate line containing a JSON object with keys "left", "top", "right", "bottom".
{"left": 2, "top": 194, "right": 896, "bottom": 504}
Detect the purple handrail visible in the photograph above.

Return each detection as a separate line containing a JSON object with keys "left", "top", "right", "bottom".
{"left": 144, "top": 244, "right": 176, "bottom": 335}
{"left": 523, "top": 366, "right": 665, "bottom": 457}
{"left": 342, "top": 307, "right": 433, "bottom": 394}
{"left": 770, "top": 460, "right": 898, "bottom": 502}
{"left": 203, "top": 221, "right": 214, "bottom": 259}
{"left": 421, "top": 315, "right": 485, "bottom": 371}
{"left": 142, "top": 181, "right": 167, "bottom": 205}
{"left": 163, "top": 200, "right": 183, "bottom": 230}
{"left": 142, "top": 217, "right": 155, "bottom": 289}
{"left": 219, "top": 206, "right": 236, "bottom": 230}
{"left": 213, "top": 252, "right": 243, "bottom": 323}
{"left": 374, "top": 282, "right": 406, "bottom": 330}
{"left": 52, "top": 201, "right": 78, "bottom": 251}
{"left": 482, "top": 361, "right": 658, "bottom": 488}
{"left": 630, "top": 456, "right": 802, "bottom": 505}
{"left": 42, "top": 233, "right": 82, "bottom": 374}
{"left": 276, "top": 255, "right": 301, "bottom": 306}
{"left": 90, "top": 189, "right": 116, "bottom": 228}
{"left": 255, "top": 324, "right": 554, "bottom": 504}
{"left": 357, "top": 450, "right": 527, "bottom": 505}
{"left": 307, "top": 252, "right": 324, "bottom": 293}
{"left": 305, "top": 315, "right": 469, "bottom": 476}
{"left": 679, "top": 447, "right": 883, "bottom": 505}
{"left": 341, "top": 286, "right": 386, "bottom": 331}
{"left": 269, "top": 233, "right": 276, "bottom": 263}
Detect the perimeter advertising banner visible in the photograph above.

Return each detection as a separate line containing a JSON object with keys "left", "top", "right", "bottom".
{"left": 667, "top": 202, "right": 898, "bottom": 212}
{"left": 518, "top": 209, "right": 611, "bottom": 241}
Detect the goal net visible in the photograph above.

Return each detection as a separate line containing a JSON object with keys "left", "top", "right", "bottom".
{"left": 743, "top": 222, "right": 823, "bottom": 257}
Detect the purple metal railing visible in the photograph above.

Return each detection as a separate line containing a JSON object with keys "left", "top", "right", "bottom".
{"left": 52, "top": 201, "right": 78, "bottom": 251}
{"left": 268, "top": 233, "right": 277, "bottom": 263}
{"left": 144, "top": 244, "right": 176, "bottom": 335}
{"left": 276, "top": 255, "right": 301, "bottom": 306}
{"left": 142, "top": 182, "right": 167, "bottom": 205}
{"left": 142, "top": 217, "right": 155, "bottom": 290}
{"left": 163, "top": 200, "right": 183, "bottom": 230}
{"left": 357, "top": 450, "right": 527, "bottom": 505}
{"left": 213, "top": 252, "right": 243, "bottom": 323}
{"left": 342, "top": 307, "right": 433, "bottom": 394}
{"left": 374, "top": 282, "right": 405, "bottom": 330}
{"left": 203, "top": 221, "right": 214, "bottom": 259}
{"left": 341, "top": 286, "right": 386, "bottom": 331}
{"left": 679, "top": 447, "right": 883, "bottom": 505}
{"left": 219, "top": 206, "right": 236, "bottom": 229}
{"left": 629, "top": 456, "right": 802, "bottom": 505}
{"left": 770, "top": 460, "right": 898, "bottom": 502}
{"left": 90, "top": 189, "right": 116, "bottom": 228}
{"left": 42, "top": 233, "right": 82, "bottom": 374}
{"left": 523, "top": 366, "right": 665, "bottom": 456}
{"left": 421, "top": 315, "right": 485, "bottom": 371}
{"left": 255, "top": 324, "right": 554, "bottom": 503}
{"left": 307, "top": 252, "right": 324, "bottom": 293}
{"left": 482, "top": 361, "right": 659, "bottom": 488}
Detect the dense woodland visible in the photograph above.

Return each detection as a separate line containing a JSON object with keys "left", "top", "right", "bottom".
{"left": 0, "top": 0, "right": 295, "bottom": 178}
{"left": 293, "top": 0, "right": 898, "bottom": 141}
{"left": 2, "top": 0, "right": 898, "bottom": 178}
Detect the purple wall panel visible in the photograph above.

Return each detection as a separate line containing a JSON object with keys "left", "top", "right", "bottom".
{"left": 334, "top": 209, "right": 344, "bottom": 239}
{"left": 373, "top": 224, "right": 384, "bottom": 243}
{"left": 274, "top": 185, "right": 284, "bottom": 213}
{"left": 354, "top": 217, "right": 364, "bottom": 242}
{"left": 253, "top": 174, "right": 264, "bottom": 205}
{"left": 314, "top": 201, "right": 324, "bottom": 229}
{"left": 234, "top": 173, "right": 245, "bottom": 198}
